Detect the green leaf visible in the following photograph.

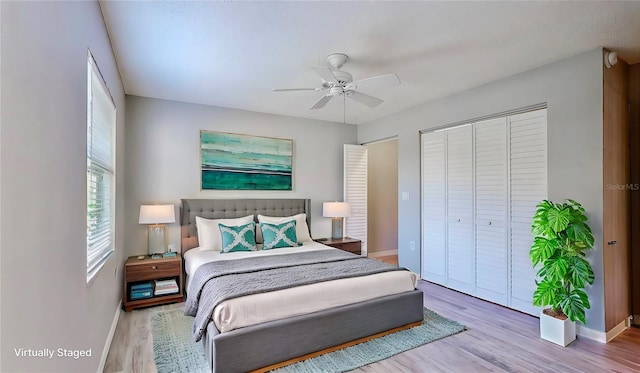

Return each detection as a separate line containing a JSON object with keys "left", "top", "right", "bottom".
{"left": 536, "top": 200, "right": 554, "bottom": 212}
{"left": 569, "top": 207, "right": 588, "bottom": 223}
{"left": 574, "top": 289, "right": 590, "bottom": 310}
{"left": 544, "top": 257, "right": 569, "bottom": 283}
{"left": 530, "top": 237, "right": 560, "bottom": 266}
{"left": 558, "top": 289, "right": 589, "bottom": 324}
{"left": 567, "top": 257, "right": 595, "bottom": 288}
{"left": 532, "top": 201, "right": 554, "bottom": 237}
{"left": 566, "top": 199, "right": 585, "bottom": 214}
{"left": 566, "top": 223, "right": 594, "bottom": 249}
{"left": 547, "top": 207, "right": 571, "bottom": 233}
{"left": 532, "top": 278, "right": 561, "bottom": 308}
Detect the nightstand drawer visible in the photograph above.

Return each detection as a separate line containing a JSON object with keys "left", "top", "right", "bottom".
{"left": 126, "top": 261, "right": 180, "bottom": 282}
{"left": 318, "top": 238, "right": 362, "bottom": 255}
{"left": 339, "top": 242, "right": 361, "bottom": 253}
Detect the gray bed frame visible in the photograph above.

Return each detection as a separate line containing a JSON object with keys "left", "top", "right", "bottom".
{"left": 180, "top": 198, "right": 424, "bottom": 373}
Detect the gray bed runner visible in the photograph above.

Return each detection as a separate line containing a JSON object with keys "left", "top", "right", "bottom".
{"left": 184, "top": 249, "right": 407, "bottom": 342}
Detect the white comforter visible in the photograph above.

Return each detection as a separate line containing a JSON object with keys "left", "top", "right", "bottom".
{"left": 184, "top": 241, "right": 417, "bottom": 333}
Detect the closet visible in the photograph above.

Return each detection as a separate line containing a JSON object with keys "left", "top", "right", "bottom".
{"left": 421, "top": 108, "right": 547, "bottom": 315}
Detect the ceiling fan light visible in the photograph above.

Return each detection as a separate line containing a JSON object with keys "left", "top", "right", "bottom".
{"left": 276, "top": 53, "right": 398, "bottom": 112}
{"left": 330, "top": 86, "right": 343, "bottom": 96}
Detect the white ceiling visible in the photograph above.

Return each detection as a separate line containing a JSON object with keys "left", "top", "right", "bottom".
{"left": 99, "top": 1, "right": 640, "bottom": 125}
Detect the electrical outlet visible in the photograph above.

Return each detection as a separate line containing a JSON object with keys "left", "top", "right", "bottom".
{"left": 409, "top": 241, "right": 415, "bottom": 250}
{"left": 168, "top": 244, "right": 176, "bottom": 252}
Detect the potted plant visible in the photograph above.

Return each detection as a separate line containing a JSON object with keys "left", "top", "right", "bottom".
{"left": 530, "top": 199, "right": 595, "bottom": 346}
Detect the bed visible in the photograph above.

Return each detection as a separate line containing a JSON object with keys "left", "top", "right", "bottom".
{"left": 180, "top": 198, "right": 424, "bottom": 372}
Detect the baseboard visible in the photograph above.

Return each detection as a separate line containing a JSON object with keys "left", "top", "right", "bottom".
{"left": 367, "top": 250, "right": 398, "bottom": 258}
{"left": 576, "top": 324, "right": 606, "bottom": 343}
{"left": 576, "top": 316, "right": 631, "bottom": 344}
{"left": 97, "top": 301, "right": 122, "bottom": 373}
{"left": 632, "top": 314, "right": 640, "bottom": 326}
{"left": 605, "top": 317, "right": 630, "bottom": 342}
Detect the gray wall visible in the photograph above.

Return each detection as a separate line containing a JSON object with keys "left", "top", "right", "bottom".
{"left": 358, "top": 49, "right": 606, "bottom": 332}
{"left": 125, "top": 96, "right": 357, "bottom": 258}
{"left": 367, "top": 139, "right": 398, "bottom": 254}
{"left": 1, "top": 1, "right": 126, "bottom": 371}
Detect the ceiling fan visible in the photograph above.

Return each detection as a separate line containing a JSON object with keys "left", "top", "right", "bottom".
{"left": 272, "top": 53, "right": 400, "bottom": 110}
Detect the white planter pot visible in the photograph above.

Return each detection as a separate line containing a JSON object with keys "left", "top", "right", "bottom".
{"left": 539, "top": 309, "right": 576, "bottom": 346}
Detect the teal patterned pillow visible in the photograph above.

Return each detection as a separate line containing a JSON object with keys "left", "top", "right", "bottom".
{"left": 219, "top": 222, "right": 257, "bottom": 253}
{"left": 261, "top": 221, "right": 301, "bottom": 250}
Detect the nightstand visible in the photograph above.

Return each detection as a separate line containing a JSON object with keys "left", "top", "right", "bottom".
{"left": 316, "top": 237, "right": 362, "bottom": 255}
{"left": 123, "top": 254, "right": 184, "bottom": 312}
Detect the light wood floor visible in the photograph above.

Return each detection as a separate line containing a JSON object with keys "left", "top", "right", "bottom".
{"left": 104, "top": 281, "right": 640, "bottom": 373}
{"left": 374, "top": 255, "right": 399, "bottom": 266}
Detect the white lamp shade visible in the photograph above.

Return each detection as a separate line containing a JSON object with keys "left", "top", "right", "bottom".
{"left": 323, "top": 202, "right": 352, "bottom": 218}
{"left": 139, "top": 205, "right": 176, "bottom": 224}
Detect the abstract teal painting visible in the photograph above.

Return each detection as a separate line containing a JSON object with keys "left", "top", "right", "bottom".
{"left": 200, "top": 131, "right": 293, "bottom": 190}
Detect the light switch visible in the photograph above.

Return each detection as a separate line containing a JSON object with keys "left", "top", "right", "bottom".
{"left": 401, "top": 192, "right": 409, "bottom": 201}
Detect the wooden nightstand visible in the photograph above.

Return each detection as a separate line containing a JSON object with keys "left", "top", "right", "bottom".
{"left": 316, "top": 237, "right": 362, "bottom": 255}
{"left": 123, "top": 254, "right": 184, "bottom": 312}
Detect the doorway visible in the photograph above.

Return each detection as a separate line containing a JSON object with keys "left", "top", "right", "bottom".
{"left": 366, "top": 139, "right": 398, "bottom": 265}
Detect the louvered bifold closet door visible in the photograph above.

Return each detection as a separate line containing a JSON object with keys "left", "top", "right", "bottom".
{"left": 474, "top": 117, "right": 509, "bottom": 305}
{"left": 509, "top": 109, "right": 547, "bottom": 315}
{"left": 344, "top": 144, "right": 368, "bottom": 256}
{"left": 421, "top": 131, "right": 447, "bottom": 284}
{"left": 446, "top": 125, "right": 475, "bottom": 295}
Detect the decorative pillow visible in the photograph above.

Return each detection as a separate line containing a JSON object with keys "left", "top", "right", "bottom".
{"left": 196, "top": 215, "right": 254, "bottom": 251}
{"left": 219, "top": 222, "right": 257, "bottom": 253}
{"left": 257, "top": 213, "right": 312, "bottom": 243}
{"left": 260, "top": 221, "right": 301, "bottom": 250}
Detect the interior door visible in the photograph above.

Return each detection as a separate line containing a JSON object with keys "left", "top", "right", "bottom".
{"left": 421, "top": 131, "right": 447, "bottom": 284}
{"left": 603, "top": 60, "right": 630, "bottom": 331}
{"left": 474, "top": 117, "right": 509, "bottom": 305}
{"left": 446, "top": 125, "right": 475, "bottom": 295}
{"left": 344, "top": 144, "right": 368, "bottom": 256}
{"left": 509, "top": 109, "right": 547, "bottom": 315}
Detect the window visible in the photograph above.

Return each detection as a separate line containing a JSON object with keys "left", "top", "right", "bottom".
{"left": 87, "top": 51, "right": 116, "bottom": 282}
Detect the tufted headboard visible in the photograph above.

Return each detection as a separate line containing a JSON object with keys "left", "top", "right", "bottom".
{"left": 180, "top": 198, "right": 311, "bottom": 253}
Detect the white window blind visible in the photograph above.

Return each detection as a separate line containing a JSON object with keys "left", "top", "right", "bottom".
{"left": 87, "top": 52, "right": 115, "bottom": 282}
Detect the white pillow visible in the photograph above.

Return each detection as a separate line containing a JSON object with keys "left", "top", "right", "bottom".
{"left": 196, "top": 215, "right": 254, "bottom": 251}
{"left": 257, "top": 213, "right": 312, "bottom": 243}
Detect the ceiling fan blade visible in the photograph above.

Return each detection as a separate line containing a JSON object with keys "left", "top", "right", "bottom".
{"left": 272, "top": 88, "right": 320, "bottom": 92}
{"left": 310, "top": 94, "right": 333, "bottom": 110}
{"left": 348, "top": 91, "right": 383, "bottom": 107}
{"left": 351, "top": 73, "right": 400, "bottom": 91}
{"left": 309, "top": 65, "right": 338, "bottom": 84}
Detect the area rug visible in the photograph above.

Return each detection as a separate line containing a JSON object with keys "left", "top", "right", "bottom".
{"left": 151, "top": 307, "right": 466, "bottom": 373}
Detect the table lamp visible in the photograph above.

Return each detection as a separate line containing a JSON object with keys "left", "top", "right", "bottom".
{"left": 323, "top": 202, "right": 352, "bottom": 239}
{"left": 139, "top": 204, "right": 175, "bottom": 255}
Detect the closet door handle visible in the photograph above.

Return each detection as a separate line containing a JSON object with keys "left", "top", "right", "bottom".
{"left": 457, "top": 218, "right": 461, "bottom": 222}
{"left": 488, "top": 221, "right": 492, "bottom": 226}
{"left": 607, "top": 240, "right": 617, "bottom": 246}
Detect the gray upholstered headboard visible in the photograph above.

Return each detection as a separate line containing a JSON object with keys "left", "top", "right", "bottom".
{"left": 180, "top": 198, "right": 311, "bottom": 252}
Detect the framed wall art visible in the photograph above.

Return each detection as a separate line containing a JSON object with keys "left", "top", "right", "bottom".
{"left": 200, "top": 130, "right": 293, "bottom": 190}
